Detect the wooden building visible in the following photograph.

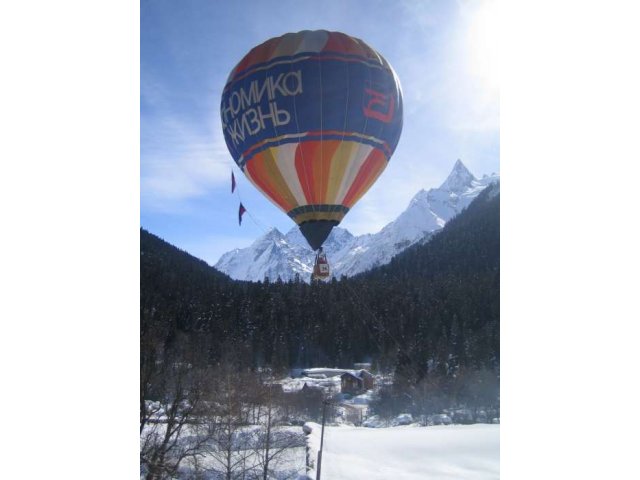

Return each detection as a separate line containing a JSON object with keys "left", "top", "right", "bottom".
{"left": 340, "top": 370, "right": 374, "bottom": 395}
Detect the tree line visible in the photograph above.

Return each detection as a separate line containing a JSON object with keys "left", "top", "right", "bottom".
{"left": 142, "top": 183, "right": 499, "bottom": 374}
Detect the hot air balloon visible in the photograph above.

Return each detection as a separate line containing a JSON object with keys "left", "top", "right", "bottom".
{"left": 221, "top": 30, "right": 403, "bottom": 280}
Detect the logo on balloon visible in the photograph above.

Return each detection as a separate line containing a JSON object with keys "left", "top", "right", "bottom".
{"left": 221, "top": 70, "right": 303, "bottom": 146}
{"left": 363, "top": 87, "right": 395, "bottom": 123}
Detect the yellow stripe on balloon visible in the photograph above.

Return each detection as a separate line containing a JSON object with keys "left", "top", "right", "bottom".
{"left": 261, "top": 147, "right": 299, "bottom": 211}
{"left": 316, "top": 140, "right": 341, "bottom": 204}
{"left": 334, "top": 142, "right": 374, "bottom": 204}
{"left": 292, "top": 210, "right": 347, "bottom": 224}
{"left": 325, "top": 141, "right": 358, "bottom": 204}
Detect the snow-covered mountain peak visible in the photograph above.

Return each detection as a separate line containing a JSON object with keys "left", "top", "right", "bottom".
{"left": 253, "top": 227, "right": 285, "bottom": 248}
{"left": 215, "top": 160, "right": 499, "bottom": 282}
{"left": 439, "top": 159, "right": 476, "bottom": 193}
{"left": 324, "top": 227, "right": 355, "bottom": 248}
{"left": 284, "top": 226, "right": 355, "bottom": 251}
{"left": 408, "top": 189, "right": 430, "bottom": 207}
{"left": 283, "top": 227, "right": 307, "bottom": 246}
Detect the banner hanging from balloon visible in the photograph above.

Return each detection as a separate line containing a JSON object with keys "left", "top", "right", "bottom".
{"left": 238, "top": 202, "right": 246, "bottom": 225}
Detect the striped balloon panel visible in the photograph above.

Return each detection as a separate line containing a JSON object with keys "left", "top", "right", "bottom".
{"left": 242, "top": 139, "right": 387, "bottom": 225}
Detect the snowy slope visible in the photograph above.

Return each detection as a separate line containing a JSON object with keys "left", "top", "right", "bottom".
{"left": 305, "top": 423, "right": 499, "bottom": 480}
{"left": 215, "top": 160, "right": 499, "bottom": 282}
{"left": 215, "top": 226, "right": 357, "bottom": 282}
{"left": 215, "top": 228, "right": 315, "bottom": 282}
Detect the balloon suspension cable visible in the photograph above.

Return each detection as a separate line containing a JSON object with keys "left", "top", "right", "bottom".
{"left": 229, "top": 166, "right": 292, "bottom": 269}
{"left": 230, "top": 167, "right": 274, "bottom": 236}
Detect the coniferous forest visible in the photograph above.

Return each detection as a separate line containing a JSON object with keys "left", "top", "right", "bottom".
{"left": 141, "top": 183, "right": 499, "bottom": 408}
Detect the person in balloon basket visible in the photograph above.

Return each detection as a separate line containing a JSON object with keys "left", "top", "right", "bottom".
{"left": 313, "top": 247, "right": 331, "bottom": 280}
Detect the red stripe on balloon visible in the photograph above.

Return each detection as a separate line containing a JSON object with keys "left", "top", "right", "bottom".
{"left": 234, "top": 37, "right": 280, "bottom": 75}
{"left": 323, "top": 31, "right": 365, "bottom": 56}
{"left": 294, "top": 140, "right": 321, "bottom": 204}
{"left": 341, "top": 148, "right": 387, "bottom": 208}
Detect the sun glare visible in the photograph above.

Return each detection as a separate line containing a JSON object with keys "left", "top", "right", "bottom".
{"left": 469, "top": 0, "right": 501, "bottom": 88}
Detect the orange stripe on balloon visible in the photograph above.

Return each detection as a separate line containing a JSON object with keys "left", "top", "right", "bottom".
{"left": 262, "top": 37, "right": 282, "bottom": 63}
{"left": 245, "top": 151, "right": 291, "bottom": 212}
{"left": 327, "top": 32, "right": 366, "bottom": 56}
{"left": 325, "top": 141, "right": 357, "bottom": 203}
{"left": 341, "top": 149, "right": 387, "bottom": 208}
{"left": 234, "top": 51, "right": 257, "bottom": 76}
{"left": 236, "top": 37, "right": 279, "bottom": 73}
{"left": 322, "top": 32, "right": 349, "bottom": 53}
{"left": 294, "top": 140, "right": 320, "bottom": 204}
{"left": 314, "top": 140, "right": 341, "bottom": 204}
{"left": 310, "top": 140, "right": 326, "bottom": 204}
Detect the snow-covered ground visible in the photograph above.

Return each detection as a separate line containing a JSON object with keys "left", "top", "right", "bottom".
{"left": 183, "top": 438, "right": 306, "bottom": 479}
{"left": 142, "top": 420, "right": 499, "bottom": 479}
{"left": 305, "top": 423, "right": 499, "bottom": 479}
{"left": 144, "top": 367, "right": 498, "bottom": 478}
{"left": 142, "top": 423, "right": 307, "bottom": 479}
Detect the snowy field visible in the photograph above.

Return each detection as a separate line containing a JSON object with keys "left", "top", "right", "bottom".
{"left": 306, "top": 423, "right": 499, "bottom": 480}
{"left": 143, "top": 367, "right": 498, "bottom": 478}
{"left": 142, "top": 422, "right": 499, "bottom": 478}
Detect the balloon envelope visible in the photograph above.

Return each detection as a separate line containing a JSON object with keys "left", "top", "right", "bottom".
{"left": 221, "top": 30, "right": 403, "bottom": 250}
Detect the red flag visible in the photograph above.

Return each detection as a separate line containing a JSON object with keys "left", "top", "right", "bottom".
{"left": 238, "top": 203, "right": 246, "bottom": 225}
{"left": 231, "top": 171, "right": 236, "bottom": 193}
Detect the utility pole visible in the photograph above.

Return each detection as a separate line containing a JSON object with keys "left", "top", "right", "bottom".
{"left": 316, "top": 400, "right": 329, "bottom": 480}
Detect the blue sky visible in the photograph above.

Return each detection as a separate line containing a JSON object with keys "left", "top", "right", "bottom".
{"left": 141, "top": 0, "right": 500, "bottom": 265}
